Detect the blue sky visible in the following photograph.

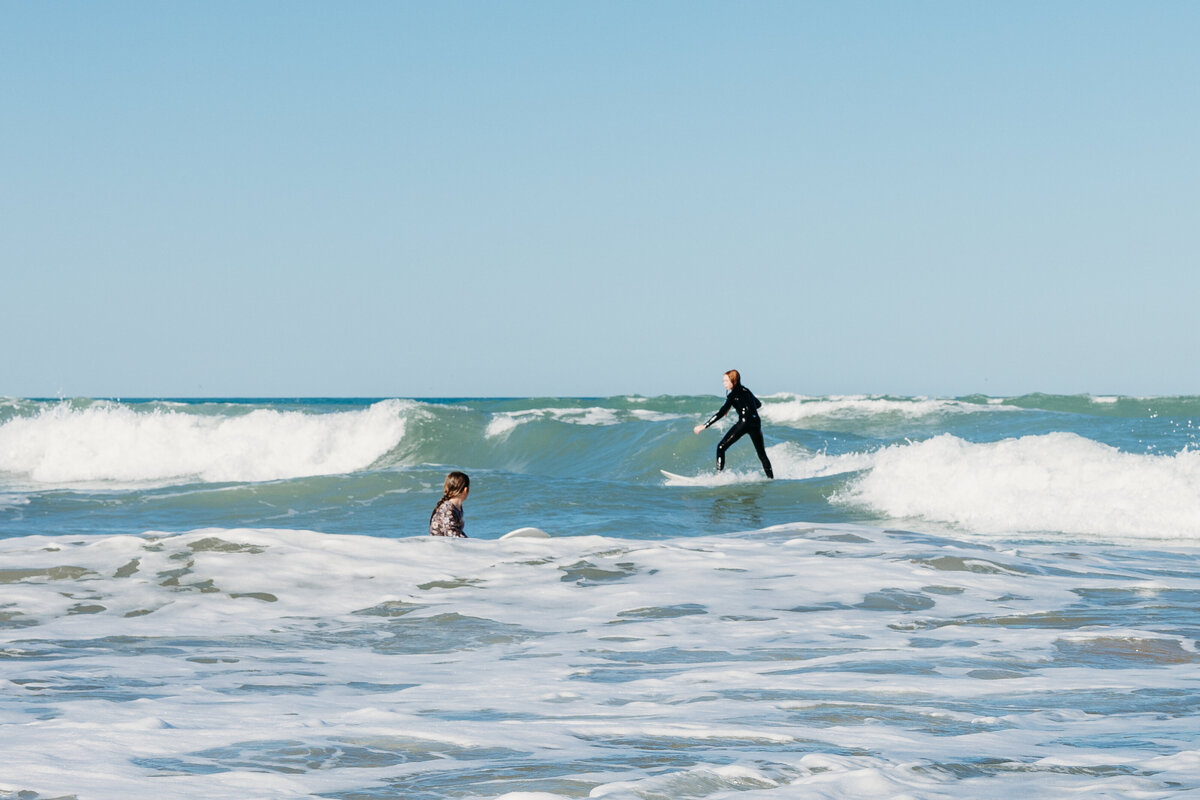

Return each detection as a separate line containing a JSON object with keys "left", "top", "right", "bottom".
{"left": 4, "top": 2, "right": 1198, "bottom": 398}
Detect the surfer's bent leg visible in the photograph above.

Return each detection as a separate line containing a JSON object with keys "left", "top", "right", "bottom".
{"left": 716, "top": 421, "right": 748, "bottom": 472}
{"left": 748, "top": 423, "right": 773, "bottom": 479}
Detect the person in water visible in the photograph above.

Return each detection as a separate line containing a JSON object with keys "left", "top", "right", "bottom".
{"left": 693, "top": 369, "right": 774, "bottom": 478}
{"left": 429, "top": 471, "right": 470, "bottom": 537}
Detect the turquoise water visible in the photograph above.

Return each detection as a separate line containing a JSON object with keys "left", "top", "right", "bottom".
{"left": 4, "top": 393, "right": 1198, "bottom": 540}
{"left": 1, "top": 394, "right": 1198, "bottom": 798}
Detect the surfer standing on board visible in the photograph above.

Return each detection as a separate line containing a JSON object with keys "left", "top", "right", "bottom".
{"left": 429, "top": 471, "right": 470, "bottom": 537}
{"left": 693, "top": 370, "right": 774, "bottom": 479}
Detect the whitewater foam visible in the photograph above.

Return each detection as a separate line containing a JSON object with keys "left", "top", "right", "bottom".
{"left": 0, "top": 493, "right": 30, "bottom": 511}
{"left": 761, "top": 395, "right": 1006, "bottom": 427}
{"left": 484, "top": 407, "right": 625, "bottom": 438}
{"left": 838, "top": 432, "right": 1200, "bottom": 540}
{"left": 770, "top": 443, "right": 875, "bottom": 480}
{"left": 0, "top": 399, "right": 412, "bottom": 487}
{"left": 662, "top": 445, "right": 873, "bottom": 486}
{"left": 2, "top": 526, "right": 1198, "bottom": 799}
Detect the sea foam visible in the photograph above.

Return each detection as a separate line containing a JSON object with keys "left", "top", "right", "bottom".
{"left": 2, "top": 526, "right": 1198, "bottom": 799}
{"left": 761, "top": 394, "right": 1003, "bottom": 427}
{"left": 0, "top": 400, "right": 411, "bottom": 486}
{"left": 484, "top": 407, "right": 624, "bottom": 438}
{"left": 838, "top": 432, "right": 1200, "bottom": 539}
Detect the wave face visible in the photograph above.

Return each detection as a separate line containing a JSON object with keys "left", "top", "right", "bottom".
{"left": 2, "top": 393, "right": 1200, "bottom": 541}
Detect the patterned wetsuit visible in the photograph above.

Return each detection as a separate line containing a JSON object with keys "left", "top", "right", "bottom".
{"left": 429, "top": 500, "right": 467, "bottom": 537}
{"left": 702, "top": 385, "right": 774, "bottom": 478}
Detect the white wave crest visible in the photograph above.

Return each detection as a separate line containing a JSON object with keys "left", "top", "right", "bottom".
{"left": 0, "top": 400, "right": 412, "bottom": 486}
{"left": 837, "top": 433, "right": 1200, "bottom": 540}
{"left": 770, "top": 443, "right": 875, "bottom": 480}
{"left": 761, "top": 395, "right": 1004, "bottom": 427}
{"left": 485, "top": 407, "right": 622, "bottom": 439}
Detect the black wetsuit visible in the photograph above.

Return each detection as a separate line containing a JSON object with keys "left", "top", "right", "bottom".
{"left": 702, "top": 385, "right": 774, "bottom": 478}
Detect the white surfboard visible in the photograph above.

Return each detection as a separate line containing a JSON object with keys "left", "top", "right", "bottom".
{"left": 661, "top": 469, "right": 766, "bottom": 485}
{"left": 660, "top": 469, "right": 711, "bottom": 486}
{"left": 499, "top": 527, "right": 552, "bottom": 539}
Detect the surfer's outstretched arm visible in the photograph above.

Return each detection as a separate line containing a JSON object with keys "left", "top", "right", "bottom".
{"left": 694, "top": 395, "right": 732, "bottom": 434}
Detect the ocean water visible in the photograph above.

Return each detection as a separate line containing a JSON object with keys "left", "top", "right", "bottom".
{"left": 1, "top": 394, "right": 1198, "bottom": 799}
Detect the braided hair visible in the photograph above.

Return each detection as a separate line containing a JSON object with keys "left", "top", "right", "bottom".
{"left": 430, "top": 471, "right": 470, "bottom": 522}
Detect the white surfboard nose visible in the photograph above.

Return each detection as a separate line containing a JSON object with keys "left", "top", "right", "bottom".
{"left": 499, "top": 527, "right": 552, "bottom": 539}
